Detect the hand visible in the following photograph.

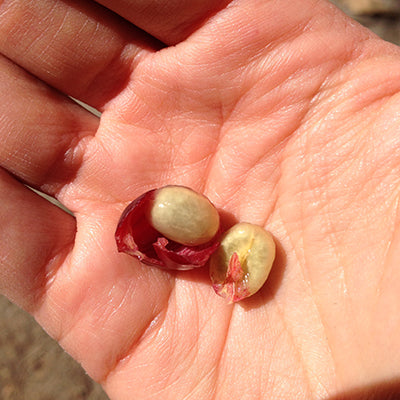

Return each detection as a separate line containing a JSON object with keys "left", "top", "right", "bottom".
{"left": 1, "top": 1, "right": 400, "bottom": 399}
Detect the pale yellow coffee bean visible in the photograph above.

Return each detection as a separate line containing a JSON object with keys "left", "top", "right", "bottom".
{"left": 210, "top": 222, "right": 275, "bottom": 302}
{"left": 150, "top": 185, "right": 220, "bottom": 246}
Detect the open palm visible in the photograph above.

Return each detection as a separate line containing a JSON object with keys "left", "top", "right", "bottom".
{"left": 1, "top": 1, "right": 400, "bottom": 399}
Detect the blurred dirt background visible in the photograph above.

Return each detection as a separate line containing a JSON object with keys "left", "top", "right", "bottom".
{"left": 0, "top": 1, "right": 399, "bottom": 399}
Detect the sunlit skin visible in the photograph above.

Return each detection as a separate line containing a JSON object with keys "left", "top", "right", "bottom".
{"left": 1, "top": 0, "right": 400, "bottom": 399}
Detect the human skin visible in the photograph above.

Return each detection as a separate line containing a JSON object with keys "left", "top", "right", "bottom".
{"left": 0, "top": 0, "right": 400, "bottom": 399}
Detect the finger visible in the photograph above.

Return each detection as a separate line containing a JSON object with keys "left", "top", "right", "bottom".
{"left": 0, "top": 55, "right": 99, "bottom": 194}
{"left": 95, "top": 0, "right": 231, "bottom": 45}
{"left": 0, "top": 0, "right": 156, "bottom": 109}
{"left": 0, "top": 168, "right": 76, "bottom": 312}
